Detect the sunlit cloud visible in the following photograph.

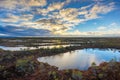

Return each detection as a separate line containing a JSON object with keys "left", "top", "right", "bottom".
{"left": 36, "top": 0, "right": 71, "bottom": 16}
{"left": 0, "top": 0, "right": 119, "bottom": 37}
{"left": 28, "top": 0, "right": 47, "bottom": 7}
{"left": 35, "top": 2, "right": 115, "bottom": 35}
{"left": 0, "top": 0, "right": 47, "bottom": 9}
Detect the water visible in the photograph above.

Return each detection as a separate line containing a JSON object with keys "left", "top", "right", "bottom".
{"left": 0, "top": 45, "right": 70, "bottom": 51}
{"left": 38, "top": 48, "right": 120, "bottom": 70}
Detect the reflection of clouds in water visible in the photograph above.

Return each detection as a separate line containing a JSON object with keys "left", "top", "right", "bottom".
{"left": 38, "top": 52, "right": 78, "bottom": 69}
{"left": 38, "top": 49, "right": 120, "bottom": 70}
{"left": 0, "top": 45, "right": 70, "bottom": 51}
{"left": 38, "top": 50, "right": 100, "bottom": 70}
{"left": 74, "top": 50, "right": 101, "bottom": 70}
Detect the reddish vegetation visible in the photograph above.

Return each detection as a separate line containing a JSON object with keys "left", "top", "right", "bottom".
{"left": 0, "top": 49, "right": 120, "bottom": 80}
{"left": 4, "top": 61, "right": 119, "bottom": 80}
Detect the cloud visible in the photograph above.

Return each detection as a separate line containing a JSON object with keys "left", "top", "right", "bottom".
{"left": 110, "top": 22, "right": 117, "bottom": 26}
{"left": 38, "top": 8, "right": 85, "bottom": 34}
{"left": 62, "top": 23, "right": 120, "bottom": 37}
{"left": 0, "top": 0, "right": 47, "bottom": 10}
{"left": 0, "top": 14, "right": 19, "bottom": 23}
{"left": 39, "top": 2, "right": 115, "bottom": 35}
{"left": 84, "top": 2, "right": 115, "bottom": 20}
{"left": 36, "top": 0, "right": 71, "bottom": 16}
{"left": 0, "top": 33, "right": 8, "bottom": 36}
{"left": 0, "top": 0, "right": 18, "bottom": 9}
{"left": 36, "top": 18, "right": 69, "bottom": 34}
{"left": 0, "top": 13, "right": 34, "bottom": 24}
{"left": 0, "top": 25, "right": 51, "bottom": 36}
{"left": 98, "top": 26, "right": 106, "bottom": 30}
{"left": 48, "top": 2, "right": 64, "bottom": 11}
{"left": 58, "top": 30, "right": 103, "bottom": 36}
{"left": 60, "top": 30, "right": 89, "bottom": 36}
{"left": 28, "top": 0, "right": 47, "bottom": 7}
{"left": 61, "top": 29, "right": 120, "bottom": 37}
{"left": 0, "top": 0, "right": 116, "bottom": 36}
{"left": 0, "top": 0, "right": 29, "bottom": 11}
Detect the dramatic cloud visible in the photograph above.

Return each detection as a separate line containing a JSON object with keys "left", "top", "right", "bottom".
{"left": 0, "top": 0, "right": 118, "bottom": 37}
{"left": 35, "top": 2, "right": 115, "bottom": 35}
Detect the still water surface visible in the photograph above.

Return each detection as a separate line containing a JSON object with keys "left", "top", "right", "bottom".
{"left": 38, "top": 48, "right": 120, "bottom": 70}
{"left": 0, "top": 45, "right": 70, "bottom": 51}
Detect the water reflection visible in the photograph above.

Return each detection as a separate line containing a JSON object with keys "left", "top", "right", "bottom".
{"left": 38, "top": 48, "right": 120, "bottom": 70}
{"left": 0, "top": 45, "right": 70, "bottom": 51}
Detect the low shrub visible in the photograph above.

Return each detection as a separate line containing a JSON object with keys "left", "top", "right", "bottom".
{"left": 15, "top": 58, "right": 35, "bottom": 76}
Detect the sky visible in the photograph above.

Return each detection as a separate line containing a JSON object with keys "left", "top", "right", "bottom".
{"left": 0, "top": 0, "right": 120, "bottom": 37}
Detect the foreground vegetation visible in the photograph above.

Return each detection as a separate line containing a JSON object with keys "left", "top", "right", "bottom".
{"left": 0, "top": 46, "right": 120, "bottom": 80}
{"left": 0, "top": 54, "right": 120, "bottom": 80}
{"left": 0, "top": 37, "right": 120, "bottom": 80}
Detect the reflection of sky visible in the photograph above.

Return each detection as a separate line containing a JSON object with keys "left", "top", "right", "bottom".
{"left": 38, "top": 49, "right": 120, "bottom": 70}
{"left": 0, "top": 45, "right": 70, "bottom": 51}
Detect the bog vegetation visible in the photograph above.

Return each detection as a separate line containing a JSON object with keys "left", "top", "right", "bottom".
{"left": 0, "top": 37, "right": 120, "bottom": 80}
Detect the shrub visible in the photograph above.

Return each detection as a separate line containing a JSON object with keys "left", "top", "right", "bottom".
{"left": 0, "top": 53, "right": 15, "bottom": 63}
{"left": 72, "top": 70, "right": 82, "bottom": 80}
{"left": 48, "top": 71, "right": 59, "bottom": 80}
{"left": 15, "top": 58, "right": 35, "bottom": 76}
{"left": 0, "top": 65, "right": 5, "bottom": 71}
